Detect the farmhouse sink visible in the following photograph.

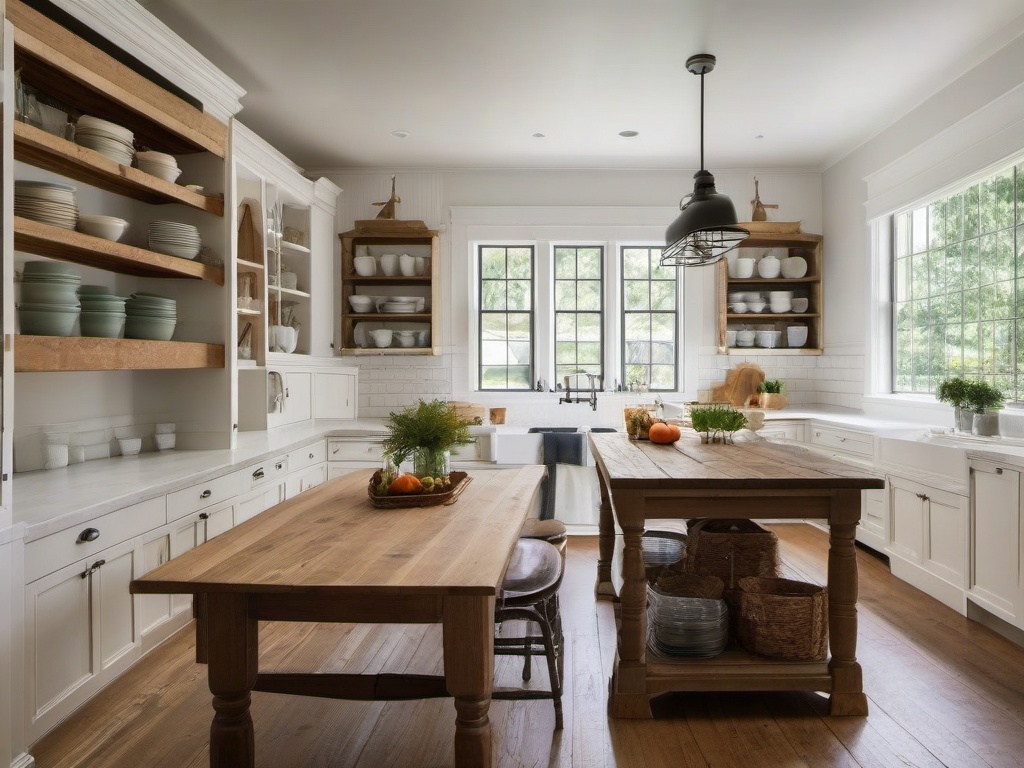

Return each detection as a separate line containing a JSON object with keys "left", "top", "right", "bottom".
{"left": 876, "top": 429, "right": 968, "bottom": 485}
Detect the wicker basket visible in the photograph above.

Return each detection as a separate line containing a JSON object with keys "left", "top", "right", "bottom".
{"left": 654, "top": 570, "right": 724, "bottom": 599}
{"left": 737, "top": 576, "right": 828, "bottom": 661}
{"left": 681, "top": 519, "right": 780, "bottom": 588}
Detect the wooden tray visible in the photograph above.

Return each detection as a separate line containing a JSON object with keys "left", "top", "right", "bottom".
{"left": 367, "top": 471, "right": 472, "bottom": 509}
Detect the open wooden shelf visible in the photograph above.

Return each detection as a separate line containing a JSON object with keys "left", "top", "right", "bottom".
{"left": 340, "top": 347, "right": 433, "bottom": 356}
{"left": 719, "top": 347, "right": 823, "bottom": 356}
{"left": 343, "top": 312, "right": 431, "bottom": 322}
{"left": 269, "top": 286, "right": 311, "bottom": 299}
{"left": 14, "top": 336, "right": 225, "bottom": 372}
{"left": 346, "top": 275, "right": 431, "bottom": 285}
{"left": 726, "top": 312, "right": 819, "bottom": 320}
{"left": 13, "top": 122, "right": 223, "bottom": 215}
{"left": 14, "top": 216, "right": 224, "bottom": 284}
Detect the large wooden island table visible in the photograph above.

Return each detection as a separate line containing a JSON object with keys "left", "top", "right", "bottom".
{"left": 131, "top": 465, "right": 545, "bottom": 768}
{"left": 588, "top": 431, "right": 885, "bottom": 718}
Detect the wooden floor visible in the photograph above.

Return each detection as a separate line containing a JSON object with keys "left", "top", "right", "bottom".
{"left": 31, "top": 525, "right": 1024, "bottom": 768}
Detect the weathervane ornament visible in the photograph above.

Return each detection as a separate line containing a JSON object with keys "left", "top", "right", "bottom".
{"left": 373, "top": 175, "right": 401, "bottom": 219}
{"left": 750, "top": 178, "right": 779, "bottom": 221}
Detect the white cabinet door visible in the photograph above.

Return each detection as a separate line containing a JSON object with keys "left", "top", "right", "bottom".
{"left": 889, "top": 480, "right": 925, "bottom": 562}
{"left": 93, "top": 542, "right": 138, "bottom": 674}
{"left": 204, "top": 502, "right": 235, "bottom": 539}
{"left": 858, "top": 488, "right": 888, "bottom": 551}
{"left": 969, "top": 461, "right": 1021, "bottom": 624}
{"left": 286, "top": 464, "right": 327, "bottom": 498}
{"left": 138, "top": 531, "right": 172, "bottom": 639}
{"left": 923, "top": 490, "right": 968, "bottom": 590}
{"left": 236, "top": 484, "right": 286, "bottom": 524}
{"left": 268, "top": 372, "right": 313, "bottom": 428}
{"left": 313, "top": 372, "right": 356, "bottom": 419}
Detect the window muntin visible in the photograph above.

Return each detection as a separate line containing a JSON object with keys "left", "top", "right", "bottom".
{"left": 893, "top": 163, "right": 1024, "bottom": 399}
{"left": 621, "top": 245, "right": 677, "bottom": 391}
{"left": 479, "top": 245, "right": 534, "bottom": 390}
{"left": 553, "top": 245, "right": 604, "bottom": 386}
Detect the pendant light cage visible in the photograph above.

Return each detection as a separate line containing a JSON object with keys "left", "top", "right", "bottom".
{"left": 662, "top": 53, "right": 748, "bottom": 267}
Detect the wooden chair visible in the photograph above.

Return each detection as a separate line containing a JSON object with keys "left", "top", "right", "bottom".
{"left": 519, "top": 517, "right": 567, "bottom": 554}
{"left": 493, "top": 538, "right": 565, "bottom": 729}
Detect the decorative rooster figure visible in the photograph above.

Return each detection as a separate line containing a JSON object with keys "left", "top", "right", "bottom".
{"left": 750, "top": 178, "right": 778, "bottom": 221}
{"left": 373, "top": 175, "right": 401, "bottom": 219}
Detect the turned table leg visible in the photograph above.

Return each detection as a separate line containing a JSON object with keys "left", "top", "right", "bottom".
{"left": 443, "top": 594, "right": 496, "bottom": 767}
{"left": 206, "top": 592, "right": 258, "bottom": 767}
{"left": 827, "top": 490, "right": 868, "bottom": 716}
{"left": 596, "top": 469, "right": 617, "bottom": 600}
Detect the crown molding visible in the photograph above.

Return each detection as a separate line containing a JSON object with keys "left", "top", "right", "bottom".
{"left": 311, "top": 178, "right": 342, "bottom": 213}
{"left": 45, "top": 0, "right": 245, "bottom": 122}
{"left": 232, "top": 121, "right": 313, "bottom": 203}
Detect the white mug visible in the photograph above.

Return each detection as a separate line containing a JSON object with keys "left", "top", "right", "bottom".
{"left": 399, "top": 254, "right": 416, "bottom": 276}
{"left": 380, "top": 254, "right": 399, "bottom": 276}
{"left": 370, "top": 328, "right": 393, "bottom": 348}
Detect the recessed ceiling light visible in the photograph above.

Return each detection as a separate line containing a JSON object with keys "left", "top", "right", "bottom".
{"left": 619, "top": 130, "right": 639, "bottom": 138}
{"left": 755, "top": 134, "right": 764, "bottom": 139}
{"left": 532, "top": 133, "right": 546, "bottom": 138}
{"left": 391, "top": 130, "right": 410, "bottom": 139}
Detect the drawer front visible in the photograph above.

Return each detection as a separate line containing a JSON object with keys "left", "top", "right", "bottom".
{"left": 809, "top": 426, "right": 873, "bottom": 458}
{"left": 328, "top": 438, "right": 385, "bottom": 463}
{"left": 247, "top": 455, "right": 290, "bottom": 489}
{"left": 26, "top": 496, "right": 165, "bottom": 583}
{"left": 166, "top": 470, "right": 242, "bottom": 522}
{"left": 288, "top": 440, "right": 327, "bottom": 474}
{"left": 760, "top": 421, "right": 803, "bottom": 442}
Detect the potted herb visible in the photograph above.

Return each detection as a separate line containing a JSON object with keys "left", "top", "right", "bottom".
{"left": 382, "top": 399, "right": 474, "bottom": 479}
{"left": 689, "top": 404, "right": 748, "bottom": 444}
{"left": 964, "top": 379, "right": 1005, "bottom": 437}
{"left": 936, "top": 375, "right": 972, "bottom": 432}
{"left": 757, "top": 379, "right": 788, "bottom": 410}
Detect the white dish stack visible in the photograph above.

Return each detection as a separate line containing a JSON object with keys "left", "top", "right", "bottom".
{"left": 14, "top": 180, "right": 78, "bottom": 230}
{"left": 135, "top": 150, "right": 181, "bottom": 183}
{"left": 148, "top": 221, "right": 201, "bottom": 259}
{"left": 75, "top": 115, "right": 134, "bottom": 165}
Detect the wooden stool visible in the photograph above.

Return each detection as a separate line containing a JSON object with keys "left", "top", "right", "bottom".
{"left": 519, "top": 517, "right": 567, "bottom": 554}
{"left": 493, "top": 538, "right": 565, "bottom": 729}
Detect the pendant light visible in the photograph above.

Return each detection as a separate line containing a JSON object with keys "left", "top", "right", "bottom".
{"left": 661, "top": 53, "right": 748, "bottom": 267}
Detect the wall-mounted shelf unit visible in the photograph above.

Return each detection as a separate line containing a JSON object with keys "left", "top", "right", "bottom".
{"left": 14, "top": 337, "right": 224, "bottom": 372}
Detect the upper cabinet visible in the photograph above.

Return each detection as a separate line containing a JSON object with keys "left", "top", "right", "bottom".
{"left": 718, "top": 232, "right": 824, "bottom": 355}
{"left": 339, "top": 220, "right": 439, "bottom": 356}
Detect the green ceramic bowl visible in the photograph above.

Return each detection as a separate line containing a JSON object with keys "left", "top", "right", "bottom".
{"left": 80, "top": 311, "right": 126, "bottom": 338}
{"left": 125, "top": 316, "right": 176, "bottom": 341}
{"left": 19, "top": 307, "right": 79, "bottom": 336}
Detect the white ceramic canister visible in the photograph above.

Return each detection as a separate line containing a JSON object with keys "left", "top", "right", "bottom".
{"left": 399, "top": 254, "right": 417, "bottom": 276}
{"left": 757, "top": 252, "right": 781, "bottom": 278}
{"left": 787, "top": 324, "right": 808, "bottom": 347}
{"left": 780, "top": 256, "right": 808, "bottom": 279}
{"left": 380, "top": 254, "right": 399, "bottom": 276}
{"left": 44, "top": 442, "right": 69, "bottom": 470}
{"left": 736, "top": 330, "right": 756, "bottom": 347}
{"left": 725, "top": 329, "right": 737, "bottom": 346}
{"left": 733, "top": 257, "right": 755, "bottom": 278}
{"left": 353, "top": 256, "right": 377, "bottom": 276}
{"left": 414, "top": 255, "right": 430, "bottom": 276}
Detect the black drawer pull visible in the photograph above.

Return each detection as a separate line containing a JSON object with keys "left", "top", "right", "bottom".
{"left": 199, "top": 512, "right": 210, "bottom": 520}
{"left": 253, "top": 468, "right": 265, "bottom": 480}
{"left": 275, "top": 462, "right": 284, "bottom": 470}
{"left": 309, "top": 452, "right": 314, "bottom": 459}
{"left": 77, "top": 527, "right": 100, "bottom": 543}
{"left": 200, "top": 489, "right": 213, "bottom": 499}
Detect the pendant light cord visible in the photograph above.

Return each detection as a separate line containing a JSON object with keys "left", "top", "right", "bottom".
{"left": 699, "top": 69, "right": 705, "bottom": 171}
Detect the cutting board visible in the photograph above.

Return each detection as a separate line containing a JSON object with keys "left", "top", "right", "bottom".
{"left": 711, "top": 363, "right": 765, "bottom": 407}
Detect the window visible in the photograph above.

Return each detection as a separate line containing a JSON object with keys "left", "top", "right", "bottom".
{"left": 621, "top": 245, "right": 677, "bottom": 391}
{"left": 892, "top": 162, "right": 1024, "bottom": 400}
{"left": 553, "top": 245, "right": 604, "bottom": 385}
{"left": 479, "top": 245, "right": 534, "bottom": 390}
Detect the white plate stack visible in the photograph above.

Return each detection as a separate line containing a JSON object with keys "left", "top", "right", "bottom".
{"left": 135, "top": 150, "right": 181, "bottom": 183}
{"left": 75, "top": 115, "right": 135, "bottom": 166}
{"left": 148, "top": 221, "right": 201, "bottom": 259}
{"left": 14, "top": 180, "right": 78, "bottom": 230}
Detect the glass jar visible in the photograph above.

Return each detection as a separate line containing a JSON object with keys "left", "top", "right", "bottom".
{"left": 413, "top": 448, "right": 450, "bottom": 480}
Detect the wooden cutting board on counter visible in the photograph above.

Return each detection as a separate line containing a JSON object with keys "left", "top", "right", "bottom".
{"left": 711, "top": 363, "right": 765, "bottom": 407}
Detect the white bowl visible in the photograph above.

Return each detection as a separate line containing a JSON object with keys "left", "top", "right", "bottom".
{"left": 380, "top": 254, "right": 399, "bottom": 276}
{"left": 370, "top": 328, "right": 393, "bottom": 348}
{"left": 768, "top": 291, "right": 794, "bottom": 300}
{"left": 787, "top": 325, "right": 809, "bottom": 347}
{"left": 396, "top": 333, "right": 416, "bottom": 347}
{"left": 354, "top": 256, "right": 377, "bottom": 276}
{"left": 141, "top": 165, "right": 182, "bottom": 183}
{"left": 769, "top": 301, "right": 792, "bottom": 313}
{"left": 747, "top": 301, "right": 767, "bottom": 313}
{"left": 792, "top": 298, "right": 809, "bottom": 313}
{"left": 117, "top": 437, "right": 142, "bottom": 456}
{"left": 736, "top": 331, "right": 755, "bottom": 347}
{"left": 725, "top": 330, "right": 737, "bottom": 346}
{"left": 77, "top": 214, "right": 128, "bottom": 242}
{"left": 742, "top": 292, "right": 763, "bottom": 303}
{"left": 781, "top": 256, "right": 808, "bottom": 279}
{"left": 729, "top": 302, "right": 748, "bottom": 314}
{"left": 348, "top": 295, "right": 374, "bottom": 313}
{"left": 757, "top": 256, "right": 782, "bottom": 278}
{"left": 732, "top": 258, "right": 755, "bottom": 278}
{"left": 154, "top": 433, "right": 176, "bottom": 451}
{"left": 756, "top": 330, "right": 782, "bottom": 348}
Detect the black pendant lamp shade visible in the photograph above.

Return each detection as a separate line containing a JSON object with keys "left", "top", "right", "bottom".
{"left": 661, "top": 54, "right": 748, "bottom": 267}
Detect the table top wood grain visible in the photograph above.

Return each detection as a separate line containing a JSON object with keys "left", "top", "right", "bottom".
{"left": 131, "top": 466, "right": 545, "bottom": 597}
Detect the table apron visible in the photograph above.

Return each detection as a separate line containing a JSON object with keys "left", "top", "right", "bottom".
{"left": 253, "top": 592, "right": 445, "bottom": 624}
{"left": 615, "top": 490, "right": 835, "bottom": 522}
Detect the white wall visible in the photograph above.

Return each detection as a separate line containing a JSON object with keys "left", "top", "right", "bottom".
{"left": 325, "top": 167, "right": 824, "bottom": 421}
{"left": 822, "top": 24, "right": 1024, "bottom": 420}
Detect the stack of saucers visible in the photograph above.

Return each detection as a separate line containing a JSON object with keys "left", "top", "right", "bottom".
{"left": 14, "top": 180, "right": 78, "bottom": 230}
{"left": 19, "top": 261, "right": 81, "bottom": 336}
{"left": 148, "top": 221, "right": 201, "bottom": 259}
{"left": 75, "top": 115, "right": 134, "bottom": 165}
{"left": 135, "top": 151, "right": 181, "bottom": 183}
{"left": 125, "top": 293, "right": 176, "bottom": 341}
{"left": 78, "top": 285, "right": 126, "bottom": 338}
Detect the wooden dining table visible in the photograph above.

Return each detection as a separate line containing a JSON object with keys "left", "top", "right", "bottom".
{"left": 131, "top": 465, "right": 545, "bottom": 768}
{"left": 588, "top": 431, "right": 885, "bottom": 718}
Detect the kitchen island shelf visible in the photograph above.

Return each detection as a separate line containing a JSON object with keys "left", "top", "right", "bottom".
{"left": 13, "top": 122, "right": 224, "bottom": 216}
{"left": 645, "top": 646, "right": 832, "bottom": 693}
{"left": 14, "top": 216, "right": 224, "bottom": 284}
{"left": 14, "top": 336, "right": 225, "bottom": 372}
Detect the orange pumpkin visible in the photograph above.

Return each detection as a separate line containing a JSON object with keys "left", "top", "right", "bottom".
{"left": 388, "top": 473, "right": 425, "bottom": 494}
{"left": 649, "top": 422, "right": 681, "bottom": 444}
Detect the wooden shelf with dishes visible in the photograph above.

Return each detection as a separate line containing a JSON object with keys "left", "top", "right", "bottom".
{"left": 717, "top": 230, "right": 824, "bottom": 356}
{"left": 14, "top": 336, "right": 224, "bottom": 372}
{"left": 339, "top": 220, "right": 439, "bottom": 356}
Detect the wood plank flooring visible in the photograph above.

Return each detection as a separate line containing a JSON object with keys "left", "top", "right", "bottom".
{"left": 30, "top": 525, "right": 1024, "bottom": 768}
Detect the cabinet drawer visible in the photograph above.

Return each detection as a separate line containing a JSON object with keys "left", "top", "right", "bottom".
{"left": 328, "top": 437, "right": 385, "bottom": 463}
{"left": 288, "top": 441, "right": 327, "bottom": 474}
{"left": 166, "top": 470, "right": 242, "bottom": 522}
{"left": 808, "top": 425, "right": 873, "bottom": 458}
{"left": 26, "top": 496, "right": 165, "bottom": 583}
{"left": 246, "top": 455, "right": 290, "bottom": 489}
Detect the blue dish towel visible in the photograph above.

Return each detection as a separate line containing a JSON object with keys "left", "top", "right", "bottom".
{"left": 526, "top": 430, "right": 586, "bottom": 520}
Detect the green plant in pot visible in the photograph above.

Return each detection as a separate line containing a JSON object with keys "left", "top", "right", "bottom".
{"left": 383, "top": 399, "right": 474, "bottom": 480}
{"left": 757, "top": 379, "right": 788, "bottom": 410}
{"left": 936, "top": 375, "right": 972, "bottom": 432}
{"left": 964, "top": 379, "right": 1005, "bottom": 437}
{"left": 689, "top": 404, "right": 748, "bottom": 444}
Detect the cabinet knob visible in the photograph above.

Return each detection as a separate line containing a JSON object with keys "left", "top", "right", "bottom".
{"left": 916, "top": 492, "right": 929, "bottom": 501}
{"left": 200, "top": 489, "right": 213, "bottom": 499}
{"left": 309, "top": 452, "right": 314, "bottom": 459}
{"left": 275, "top": 462, "right": 284, "bottom": 470}
{"left": 77, "top": 527, "right": 100, "bottom": 544}
{"left": 199, "top": 512, "right": 210, "bottom": 520}
{"left": 996, "top": 467, "right": 1004, "bottom": 475}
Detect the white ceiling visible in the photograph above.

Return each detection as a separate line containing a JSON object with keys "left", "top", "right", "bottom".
{"left": 139, "top": 0, "right": 1024, "bottom": 172}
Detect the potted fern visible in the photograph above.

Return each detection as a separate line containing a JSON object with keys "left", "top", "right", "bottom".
{"left": 689, "top": 404, "right": 748, "bottom": 444}
{"left": 964, "top": 379, "right": 1005, "bottom": 437}
{"left": 936, "top": 375, "right": 972, "bottom": 432}
{"left": 757, "top": 379, "right": 788, "bottom": 410}
{"left": 382, "top": 399, "right": 474, "bottom": 479}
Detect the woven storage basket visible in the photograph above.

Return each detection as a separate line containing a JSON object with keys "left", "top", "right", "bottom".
{"left": 642, "top": 531, "right": 686, "bottom": 583}
{"left": 737, "top": 576, "right": 828, "bottom": 661}
{"left": 655, "top": 570, "right": 724, "bottom": 600}
{"left": 681, "top": 519, "right": 780, "bottom": 588}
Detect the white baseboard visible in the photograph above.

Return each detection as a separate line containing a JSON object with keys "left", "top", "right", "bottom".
{"left": 12, "top": 752, "right": 35, "bottom": 768}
